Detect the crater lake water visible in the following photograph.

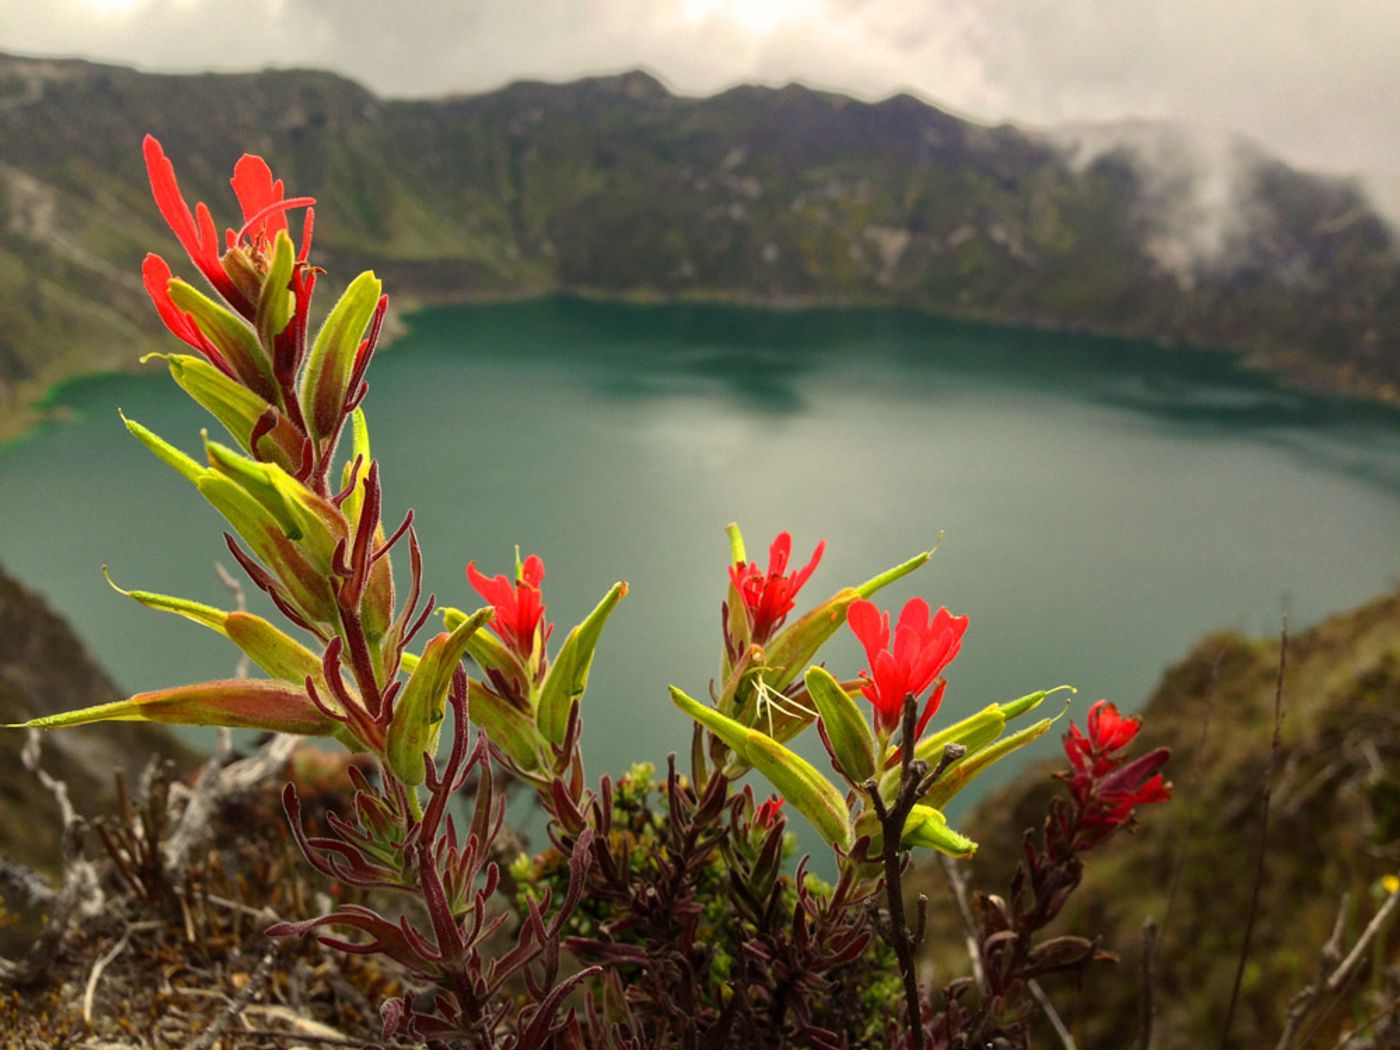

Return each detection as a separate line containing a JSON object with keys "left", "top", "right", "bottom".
{"left": 2, "top": 297, "right": 1398, "bottom": 836}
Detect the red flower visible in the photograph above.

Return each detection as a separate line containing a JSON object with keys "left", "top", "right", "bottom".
{"left": 142, "top": 134, "right": 314, "bottom": 319}
{"left": 754, "top": 794, "right": 786, "bottom": 829}
{"left": 1064, "top": 699, "right": 1142, "bottom": 777}
{"left": 140, "top": 253, "right": 238, "bottom": 379}
{"left": 1060, "top": 700, "right": 1171, "bottom": 842}
{"left": 847, "top": 597, "right": 968, "bottom": 734}
{"left": 466, "top": 554, "right": 553, "bottom": 662}
{"left": 729, "top": 532, "right": 825, "bottom": 643}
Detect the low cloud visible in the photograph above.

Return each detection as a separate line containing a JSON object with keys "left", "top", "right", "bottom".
{"left": 2, "top": 0, "right": 1398, "bottom": 213}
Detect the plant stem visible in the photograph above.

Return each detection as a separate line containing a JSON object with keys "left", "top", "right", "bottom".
{"left": 864, "top": 694, "right": 967, "bottom": 1050}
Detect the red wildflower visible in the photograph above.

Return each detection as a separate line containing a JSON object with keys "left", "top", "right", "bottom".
{"left": 466, "top": 554, "right": 553, "bottom": 662}
{"left": 847, "top": 597, "right": 968, "bottom": 735}
{"left": 140, "top": 253, "right": 238, "bottom": 378}
{"left": 142, "top": 134, "right": 314, "bottom": 318}
{"left": 754, "top": 794, "right": 786, "bottom": 829}
{"left": 1059, "top": 700, "right": 1171, "bottom": 843}
{"left": 729, "top": 532, "right": 825, "bottom": 643}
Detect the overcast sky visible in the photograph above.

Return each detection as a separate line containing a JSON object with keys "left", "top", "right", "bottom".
{"left": 2, "top": 0, "right": 1397, "bottom": 184}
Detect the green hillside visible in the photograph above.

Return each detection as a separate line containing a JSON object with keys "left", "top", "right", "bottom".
{"left": 1, "top": 54, "right": 1397, "bottom": 440}
{"left": 921, "top": 588, "right": 1400, "bottom": 1047}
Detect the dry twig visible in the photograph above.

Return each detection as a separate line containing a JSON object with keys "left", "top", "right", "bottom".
{"left": 1219, "top": 620, "right": 1287, "bottom": 1049}
{"left": 1026, "top": 978, "right": 1077, "bottom": 1050}
{"left": 1276, "top": 884, "right": 1400, "bottom": 1049}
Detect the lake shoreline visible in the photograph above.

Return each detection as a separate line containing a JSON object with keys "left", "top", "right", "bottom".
{"left": 3, "top": 287, "right": 1397, "bottom": 449}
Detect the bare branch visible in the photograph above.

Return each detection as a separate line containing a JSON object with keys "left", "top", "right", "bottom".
{"left": 1139, "top": 917, "right": 1158, "bottom": 1050}
{"left": 1220, "top": 619, "right": 1287, "bottom": 1049}
{"left": 1027, "top": 978, "right": 1077, "bottom": 1050}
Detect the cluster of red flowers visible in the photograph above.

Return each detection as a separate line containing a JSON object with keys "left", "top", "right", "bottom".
{"left": 1059, "top": 699, "right": 1172, "bottom": 849}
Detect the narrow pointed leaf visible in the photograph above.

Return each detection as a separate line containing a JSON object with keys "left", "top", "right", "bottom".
{"left": 806, "top": 665, "right": 876, "bottom": 783}
{"left": 8, "top": 680, "right": 336, "bottom": 735}
{"left": 300, "top": 270, "right": 382, "bottom": 441}
{"left": 224, "top": 611, "right": 325, "bottom": 688}
{"left": 256, "top": 230, "right": 296, "bottom": 350}
{"left": 854, "top": 542, "right": 938, "bottom": 599}
{"left": 147, "top": 352, "right": 269, "bottom": 451}
{"left": 922, "top": 716, "right": 1058, "bottom": 809}
{"left": 167, "top": 278, "right": 276, "bottom": 398}
{"left": 340, "top": 407, "right": 372, "bottom": 525}
{"left": 467, "top": 679, "right": 548, "bottom": 773}
{"left": 901, "top": 804, "right": 977, "bottom": 858}
{"left": 725, "top": 522, "right": 748, "bottom": 566}
{"left": 912, "top": 704, "right": 1006, "bottom": 767}
{"left": 536, "top": 581, "right": 627, "bottom": 743}
{"left": 761, "top": 587, "right": 859, "bottom": 692}
{"left": 103, "top": 567, "right": 229, "bottom": 633}
{"left": 196, "top": 474, "right": 334, "bottom": 622}
{"left": 745, "top": 729, "right": 853, "bottom": 850}
{"left": 386, "top": 607, "right": 492, "bottom": 784}
{"left": 120, "top": 411, "right": 203, "bottom": 483}
{"left": 1000, "top": 685, "right": 1073, "bottom": 722}
{"left": 204, "top": 438, "right": 303, "bottom": 539}
{"left": 444, "top": 605, "right": 530, "bottom": 690}
{"left": 668, "top": 686, "right": 752, "bottom": 762}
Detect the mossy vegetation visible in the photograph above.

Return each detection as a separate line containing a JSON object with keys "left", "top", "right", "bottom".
{"left": 920, "top": 587, "right": 1400, "bottom": 1047}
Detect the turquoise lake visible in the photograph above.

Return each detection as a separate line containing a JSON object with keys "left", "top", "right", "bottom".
{"left": 2, "top": 297, "right": 1398, "bottom": 828}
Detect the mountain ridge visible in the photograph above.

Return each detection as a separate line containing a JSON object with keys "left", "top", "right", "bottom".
{"left": 0, "top": 52, "right": 1396, "bottom": 439}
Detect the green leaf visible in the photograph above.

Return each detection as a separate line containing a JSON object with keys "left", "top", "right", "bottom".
{"left": 922, "top": 715, "right": 1059, "bottom": 810}
{"left": 668, "top": 685, "right": 752, "bottom": 762}
{"left": 444, "top": 606, "right": 531, "bottom": 693}
{"left": 256, "top": 230, "right": 296, "bottom": 351}
{"left": 536, "top": 581, "right": 627, "bottom": 744}
{"left": 913, "top": 704, "right": 1007, "bottom": 766}
{"left": 146, "top": 353, "right": 270, "bottom": 452}
{"left": 725, "top": 521, "right": 748, "bottom": 566}
{"left": 203, "top": 438, "right": 304, "bottom": 539}
{"left": 224, "top": 611, "right": 325, "bottom": 688}
{"left": 761, "top": 587, "right": 860, "bottom": 693}
{"left": 745, "top": 729, "right": 853, "bottom": 850}
{"left": 300, "top": 271, "right": 382, "bottom": 441}
{"left": 901, "top": 804, "right": 977, "bottom": 858}
{"left": 1000, "top": 685, "right": 1073, "bottom": 722}
{"left": 6, "top": 680, "right": 337, "bottom": 736}
{"left": 854, "top": 540, "right": 940, "bottom": 599}
{"left": 120, "top": 411, "right": 203, "bottom": 483}
{"left": 385, "top": 607, "right": 492, "bottom": 784}
{"left": 103, "top": 567, "right": 228, "bottom": 633}
{"left": 167, "top": 279, "right": 276, "bottom": 399}
{"left": 805, "top": 665, "right": 876, "bottom": 784}
{"left": 467, "top": 679, "right": 549, "bottom": 773}
{"left": 340, "top": 407, "right": 372, "bottom": 525}
{"left": 195, "top": 474, "right": 335, "bottom": 622}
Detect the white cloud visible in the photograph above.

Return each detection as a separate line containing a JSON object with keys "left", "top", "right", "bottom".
{"left": 2, "top": 0, "right": 1398, "bottom": 192}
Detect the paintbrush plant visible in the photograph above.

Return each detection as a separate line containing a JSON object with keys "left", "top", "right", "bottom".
{"left": 7, "top": 138, "right": 1171, "bottom": 1048}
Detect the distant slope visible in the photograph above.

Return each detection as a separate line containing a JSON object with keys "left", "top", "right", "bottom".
{"left": 921, "top": 588, "right": 1400, "bottom": 1047}
{"left": 0, "top": 54, "right": 1397, "bottom": 438}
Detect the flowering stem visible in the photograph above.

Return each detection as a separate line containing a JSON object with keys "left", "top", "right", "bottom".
{"left": 864, "top": 693, "right": 967, "bottom": 1050}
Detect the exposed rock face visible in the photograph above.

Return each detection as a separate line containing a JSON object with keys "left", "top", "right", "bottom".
{"left": 0, "top": 563, "right": 198, "bottom": 871}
